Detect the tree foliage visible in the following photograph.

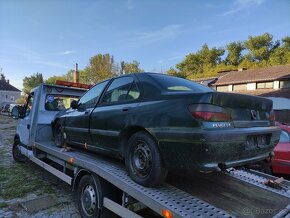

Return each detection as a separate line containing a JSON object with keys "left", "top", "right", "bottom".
{"left": 171, "top": 33, "right": 290, "bottom": 79}
{"left": 176, "top": 43, "right": 224, "bottom": 77}
{"left": 0, "top": 73, "right": 5, "bottom": 81}
{"left": 225, "top": 41, "right": 244, "bottom": 66}
{"left": 83, "top": 54, "right": 118, "bottom": 84}
{"left": 120, "top": 60, "right": 143, "bottom": 74}
{"left": 23, "top": 72, "right": 43, "bottom": 94}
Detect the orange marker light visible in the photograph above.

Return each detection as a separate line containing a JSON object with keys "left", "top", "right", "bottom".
{"left": 68, "top": 157, "right": 75, "bottom": 164}
{"left": 162, "top": 209, "right": 173, "bottom": 218}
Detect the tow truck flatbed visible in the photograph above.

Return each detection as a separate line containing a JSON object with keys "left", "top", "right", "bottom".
{"left": 29, "top": 140, "right": 290, "bottom": 218}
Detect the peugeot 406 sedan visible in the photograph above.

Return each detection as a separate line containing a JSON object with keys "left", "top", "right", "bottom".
{"left": 52, "top": 73, "right": 280, "bottom": 187}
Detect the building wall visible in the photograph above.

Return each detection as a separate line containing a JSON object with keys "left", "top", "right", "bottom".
{"left": 0, "top": 90, "right": 21, "bottom": 107}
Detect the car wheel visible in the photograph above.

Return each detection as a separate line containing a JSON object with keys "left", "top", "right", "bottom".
{"left": 12, "top": 139, "right": 27, "bottom": 162}
{"left": 125, "top": 131, "right": 168, "bottom": 187}
{"left": 54, "top": 120, "right": 65, "bottom": 147}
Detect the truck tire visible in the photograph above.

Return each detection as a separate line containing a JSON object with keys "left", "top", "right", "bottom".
{"left": 12, "top": 139, "right": 27, "bottom": 162}
{"left": 54, "top": 120, "right": 65, "bottom": 147}
{"left": 125, "top": 131, "right": 168, "bottom": 187}
{"left": 77, "top": 174, "right": 118, "bottom": 218}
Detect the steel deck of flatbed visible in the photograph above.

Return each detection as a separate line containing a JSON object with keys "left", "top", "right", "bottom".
{"left": 34, "top": 141, "right": 290, "bottom": 218}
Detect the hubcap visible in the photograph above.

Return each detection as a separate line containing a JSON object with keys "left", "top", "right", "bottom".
{"left": 81, "top": 185, "right": 96, "bottom": 216}
{"left": 132, "top": 141, "right": 152, "bottom": 178}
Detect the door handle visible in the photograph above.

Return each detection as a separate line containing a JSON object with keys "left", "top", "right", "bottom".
{"left": 85, "top": 110, "right": 90, "bottom": 115}
{"left": 122, "top": 107, "right": 129, "bottom": 112}
{"left": 27, "top": 124, "right": 30, "bottom": 129}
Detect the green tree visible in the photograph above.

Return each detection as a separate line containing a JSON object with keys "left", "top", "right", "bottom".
{"left": 23, "top": 72, "right": 44, "bottom": 94}
{"left": 120, "top": 60, "right": 143, "bottom": 74}
{"left": 244, "top": 33, "right": 279, "bottom": 63}
{"left": 84, "top": 54, "right": 117, "bottom": 84}
{"left": 225, "top": 41, "right": 244, "bottom": 66}
{"left": 166, "top": 67, "right": 187, "bottom": 78}
{"left": 0, "top": 73, "right": 5, "bottom": 80}
{"left": 176, "top": 44, "right": 224, "bottom": 77}
{"left": 45, "top": 75, "right": 67, "bottom": 84}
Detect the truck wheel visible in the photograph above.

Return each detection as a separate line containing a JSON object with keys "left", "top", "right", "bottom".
{"left": 125, "top": 131, "right": 168, "bottom": 187}
{"left": 77, "top": 175, "right": 101, "bottom": 218}
{"left": 77, "top": 174, "right": 118, "bottom": 218}
{"left": 54, "top": 120, "right": 65, "bottom": 147}
{"left": 12, "top": 139, "right": 27, "bottom": 162}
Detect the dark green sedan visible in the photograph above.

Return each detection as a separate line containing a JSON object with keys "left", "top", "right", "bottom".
{"left": 53, "top": 73, "right": 280, "bottom": 187}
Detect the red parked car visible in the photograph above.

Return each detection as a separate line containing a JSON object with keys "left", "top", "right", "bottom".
{"left": 271, "top": 123, "right": 290, "bottom": 175}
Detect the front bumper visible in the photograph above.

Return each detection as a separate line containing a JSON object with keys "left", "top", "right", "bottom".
{"left": 147, "top": 126, "right": 280, "bottom": 171}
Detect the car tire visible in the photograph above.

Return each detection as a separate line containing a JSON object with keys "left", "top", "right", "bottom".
{"left": 12, "top": 139, "right": 27, "bottom": 162}
{"left": 125, "top": 131, "right": 168, "bottom": 187}
{"left": 54, "top": 120, "right": 65, "bottom": 147}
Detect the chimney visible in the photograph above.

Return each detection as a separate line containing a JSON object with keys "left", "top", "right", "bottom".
{"left": 73, "top": 63, "right": 79, "bottom": 83}
{"left": 6, "top": 80, "right": 9, "bottom": 84}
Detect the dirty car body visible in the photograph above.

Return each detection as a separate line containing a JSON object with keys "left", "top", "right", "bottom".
{"left": 53, "top": 73, "right": 280, "bottom": 186}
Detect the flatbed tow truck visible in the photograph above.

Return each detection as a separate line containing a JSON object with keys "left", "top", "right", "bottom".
{"left": 12, "top": 82, "right": 290, "bottom": 218}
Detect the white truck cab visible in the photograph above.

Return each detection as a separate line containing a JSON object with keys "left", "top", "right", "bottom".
{"left": 15, "top": 83, "right": 87, "bottom": 155}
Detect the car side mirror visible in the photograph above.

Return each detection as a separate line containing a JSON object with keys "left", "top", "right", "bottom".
{"left": 71, "top": 100, "right": 78, "bottom": 109}
{"left": 11, "top": 106, "right": 19, "bottom": 119}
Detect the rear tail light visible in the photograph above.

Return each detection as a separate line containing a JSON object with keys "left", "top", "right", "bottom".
{"left": 189, "top": 104, "right": 232, "bottom": 122}
{"left": 192, "top": 111, "right": 232, "bottom": 121}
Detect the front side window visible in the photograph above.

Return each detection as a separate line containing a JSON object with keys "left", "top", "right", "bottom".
{"left": 101, "top": 77, "right": 139, "bottom": 103}
{"left": 78, "top": 80, "right": 109, "bottom": 108}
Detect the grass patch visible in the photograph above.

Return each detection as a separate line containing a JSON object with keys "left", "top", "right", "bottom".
{"left": 0, "top": 202, "right": 8, "bottom": 208}
{"left": 0, "top": 148, "right": 5, "bottom": 157}
{"left": 0, "top": 164, "right": 55, "bottom": 199}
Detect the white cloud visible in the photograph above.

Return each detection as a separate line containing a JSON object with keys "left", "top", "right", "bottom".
{"left": 220, "top": 0, "right": 265, "bottom": 16}
{"left": 127, "top": 0, "right": 134, "bottom": 10}
{"left": 57, "top": 50, "right": 76, "bottom": 55}
{"left": 131, "top": 25, "right": 182, "bottom": 44}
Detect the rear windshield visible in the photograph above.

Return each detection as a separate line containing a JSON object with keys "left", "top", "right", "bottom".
{"left": 45, "top": 94, "right": 79, "bottom": 111}
{"left": 148, "top": 74, "right": 213, "bottom": 93}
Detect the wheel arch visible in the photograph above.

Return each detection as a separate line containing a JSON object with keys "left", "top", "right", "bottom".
{"left": 119, "top": 126, "right": 159, "bottom": 157}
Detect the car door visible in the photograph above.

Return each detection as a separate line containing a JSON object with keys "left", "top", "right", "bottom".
{"left": 64, "top": 81, "right": 109, "bottom": 146}
{"left": 90, "top": 76, "right": 141, "bottom": 151}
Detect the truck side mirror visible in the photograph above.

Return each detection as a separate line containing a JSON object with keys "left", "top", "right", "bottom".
{"left": 71, "top": 100, "right": 78, "bottom": 109}
{"left": 11, "top": 106, "right": 19, "bottom": 119}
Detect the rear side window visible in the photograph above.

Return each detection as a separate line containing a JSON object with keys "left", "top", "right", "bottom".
{"left": 101, "top": 77, "right": 140, "bottom": 103}
{"left": 280, "top": 130, "right": 290, "bottom": 142}
{"left": 149, "top": 74, "right": 213, "bottom": 93}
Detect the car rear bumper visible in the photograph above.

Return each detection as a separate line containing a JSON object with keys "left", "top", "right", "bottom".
{"left": 147, "top": 126, "right": 280, "bottom": 171}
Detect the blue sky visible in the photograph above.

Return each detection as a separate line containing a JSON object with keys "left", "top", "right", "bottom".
{"left": 0, "top": 0, "right": 289, "bottom": 90}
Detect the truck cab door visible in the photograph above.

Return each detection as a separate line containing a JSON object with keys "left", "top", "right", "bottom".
{"left": 17, "top": 93, "right": 34, "bottom": 147}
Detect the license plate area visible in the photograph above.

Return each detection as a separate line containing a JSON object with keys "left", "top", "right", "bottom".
{"left": 245, "top": 134, "right": 271, "bottom": 150}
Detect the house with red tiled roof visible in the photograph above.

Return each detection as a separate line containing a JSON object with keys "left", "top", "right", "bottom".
{"left": 211, "top": 64, "right": 290, "bottom": 98}
{"left": 0, "top": 79, "right": 21, "bottom": 107}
